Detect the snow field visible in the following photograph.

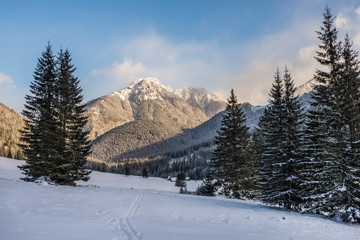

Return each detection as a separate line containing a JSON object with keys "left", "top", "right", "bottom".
{"left": 1, "top": 157, "right": 360, "bottom": 240}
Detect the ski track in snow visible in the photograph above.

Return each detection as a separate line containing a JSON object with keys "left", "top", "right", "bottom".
{"left": 110, "top": 192, "right": 144, "bottom": 240}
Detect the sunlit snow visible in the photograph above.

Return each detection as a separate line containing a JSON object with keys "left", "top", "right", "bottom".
{"left": 1, "top": 157, "right": 360, "bottom": 240}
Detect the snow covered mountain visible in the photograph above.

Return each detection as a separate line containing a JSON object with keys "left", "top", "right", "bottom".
{"left": 175, "top": 86, "right": 226, "bottom": 117}
{"left": 295, "top": 78, "right": 317, "bottom": 96}
{"left": 86, "top": 78, "right": 226, "bottom": 139}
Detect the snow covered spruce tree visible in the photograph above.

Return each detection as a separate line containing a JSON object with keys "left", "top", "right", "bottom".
{"left": 255, "top": 70, "right": 285, "bottom": 205}
{"left": 256, "top": 68, "right": 303, "bottom": 210}
{"left": 282, "top": 67, "right": 304, "bottom": 208}
{"left": 19, "top": 44, "right": 91, "bottom": 185}
{"left": 211, "top": 89, "right": 256, "bottom": 199}
{"left": 338, "top": 34, "right": 360, "bottom": 222}
{"left": 301, "top": 6, "right": 344, "bottom": 215}
{"left": 301, "top": 7, "right": 360, "bottom": 222}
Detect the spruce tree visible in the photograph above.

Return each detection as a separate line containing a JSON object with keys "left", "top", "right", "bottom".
{"left": 196, "top": 168, "right": 216, "bottom": 196}
{"left": 142, "top": 167, "right": 149, "bottom": 178}
{"left": 125, "top": 165, "right": 130, "bottom": 175}
{"left": 281, "top": 67, "right": 304, "bottom": 209}
{"left": 55, "top": 49, "right": 91, "bottom": 184}
{"left": 257, "top": 68, "right": 303, "bottom": 209}
{"left": 257, "top": 70, "right": 285, "bottom": 205}
{"left": 301, "top": 6, "right": 343, "bottom": 214}
{"left": 19, "top": 43, "right": 59, "bottom": 181}
{"left": 254, "top": 107, "right": 272, "bottom": 194}
{"left": 212, "top": 89, "right": 255, "bottom": 199}
{"left": 175, "top": 172, "right": 186, "bottom": 187}
{"left": 339, "top": 34, "right": 360, "bottom": 222}
{"left": 19, "top": 44, "right": 91, "bottom": 185}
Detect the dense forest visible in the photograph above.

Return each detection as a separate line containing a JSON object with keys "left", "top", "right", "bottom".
{"left": 202, "top": 7, "right": 360, "bottom": 223}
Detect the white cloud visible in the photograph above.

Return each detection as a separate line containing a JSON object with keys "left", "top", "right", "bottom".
{"left": 354, "top": 32, "right": 360, "bottom": 47}
{"left": 355, "top": 7, "right": 360, "bottom": 17}
{"left": 91, "top": 59, "right": 146, "bottom": 83}
{"left": 0, "top": 73, "right": 14, "bottom": 84}
{"left": 297, "top": 45, "right": 317, "bottom": 63}
{"left": 90, "top": 26, "right": 319, "bottom": 105}
{"left": 335, "top": 13, "right": 349, "bottom": 29}
{"left": 333, "top": 7, "right": 360, "bottom": 48}
{"left": 88, "top": 6, "right": 360, "bottom": 106}
{"left": 102, "top": 30, "right": 222, "bottom": 90}
{"left": 223, "top": 22, "right": 319, "bottom": 105}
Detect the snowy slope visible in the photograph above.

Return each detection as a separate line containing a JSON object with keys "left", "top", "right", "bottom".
{"left": 1, "top": 157, "right": 360, "bottom": 240}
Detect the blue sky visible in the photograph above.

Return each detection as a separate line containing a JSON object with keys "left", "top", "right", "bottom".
{"left": 1, "top": 0, "right": 360, "bottom": 112}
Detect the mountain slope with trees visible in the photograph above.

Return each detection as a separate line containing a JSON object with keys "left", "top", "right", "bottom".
{"left": 0, "top": 103, "right": 24, "bottom": 159}
{"left": 85, "top": 78, "right": 226, "bottom": 140}
{"left": 89, "top": 102, "right": 264, "bottom": 164}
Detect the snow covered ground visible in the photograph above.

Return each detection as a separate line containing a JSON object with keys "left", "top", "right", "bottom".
{"left": 1, "top": 157, "right": 360, "bottom": 240}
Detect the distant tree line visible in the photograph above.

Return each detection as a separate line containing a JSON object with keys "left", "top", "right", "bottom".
{"left": 87, "top": 148, "right": 211, "bottom": 180}
{"left": 201, "top": 6, "right": 360, "bottom": 223}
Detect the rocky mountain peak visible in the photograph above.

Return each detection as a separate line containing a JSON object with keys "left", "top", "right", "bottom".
{"left": 86, "top": 78, "right": 226, "bottom": 140}
{"left": 109, "top": 78, "right": 175, "bottom": 102}
{"left": 131, "top": 77, "right": 162, "bottom": 87}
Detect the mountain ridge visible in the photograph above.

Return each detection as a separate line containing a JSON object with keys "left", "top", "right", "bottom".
{"left": 85, "top": 78, "right": 226, "bottom": 139}
{"left": 89, "top": 78, "right": 316, "bottom": 164}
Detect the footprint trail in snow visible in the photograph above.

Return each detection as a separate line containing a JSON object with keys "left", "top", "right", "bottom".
{"left": 109, "top": 192, "right": 144, "bottom": 240}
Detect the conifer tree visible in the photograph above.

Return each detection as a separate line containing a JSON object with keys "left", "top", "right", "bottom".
{"left": 125, "top": 165, "right": 130, "bottom": 176}
{"left": 175, "top": 171, "right": 186, "bottom": 187}
{"left": 254, "top": 107, "right": 272, "bottom": 193}
{"left": 196, "top": 168, "right": 216, "bottom": 196}
{"left": 212, "top": 89, "right": 255, "bottom": 199}
{"left": 54, "top": 49, "right": 91, "bottom": 184}
{"left": 281, "top": 67, "right": 304, "bottom": 209}
{"left": 257, "top": 68, "right": 303, "bottom": 209}
{"left": 301, "top": 6, "right": 343, "bottom": 213}
{"left": 19, "top": 43, "right": 59, "bottom": 181}
{"left": 339, "top": 34, "right": 360, "bottom": 222}
{"left": 256, "top": 70, "right": 285, "bottom": 205}
{"left": 142, "top": 167, "right": 149, "bottom": 178}
{"left": 19, "top": 44, "right": 91, "bottom": 185}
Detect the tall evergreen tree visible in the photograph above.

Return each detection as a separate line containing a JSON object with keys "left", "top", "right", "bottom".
{"left": 339, "top": 34, "right": 360, "bottom": 222}
{"left": 19, "top": 44, "right": 91, "bottom": 185}
{"left": 254, "top": 107, "right": 272, "bottom": 193}
{"left": 19, "top": 43, "right": 59, "bottom": 181}
{"left": 301, "top": 6, "right": 343, "bottom": 214}
{"left": 212, "top": 89, "right": 256, "bottom": 199}
{"left": 281, "top": 67, "right": 304, "bottom": 209}
{"left": 54, "top": 49, "right": 91, "bottom": 184}
{"left": 257, "top": 69, "right": 303, "bottom": 209}
{"left": 256, "top": 70, "right": 285, "bottom": 205}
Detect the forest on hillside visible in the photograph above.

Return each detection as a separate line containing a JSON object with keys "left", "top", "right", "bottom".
{"left": 0, "top": 103, "right": 24, "bottom": 160}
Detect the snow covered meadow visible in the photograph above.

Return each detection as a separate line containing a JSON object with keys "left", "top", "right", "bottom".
{"left": 1, "top": 157, "right": 360, "bottom": 240}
